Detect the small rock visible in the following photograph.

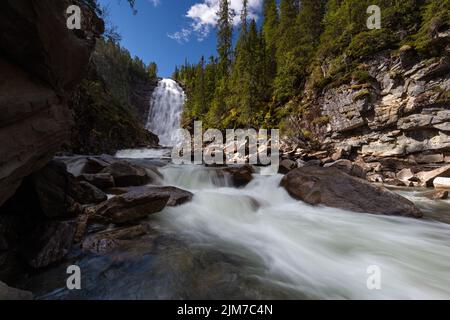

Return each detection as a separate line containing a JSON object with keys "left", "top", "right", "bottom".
{"left": 106, "top": 186, "right": 193, "bottom": 207}
{"left": 222, "top": 165, "right": 254, "bottom": 187}
{"left": 79, "top": 173, "right": 115, "bottom": 190}
{"left": 433, "top": 177, "right": 450, "bottom": 190}
{"left": 397, "top": 168, "right": 414, "bottom": 184}
{"left": 87, "top": 188, "right": 170, "bottom": 224}
{"left": 82, "top": 224, "right": 150, "bottom": 254}
{"left": 279, "top": 159, "right": 297, "bottom": 174}
{"left": 101, "top": 161, "right": 157, "bottom": 187}
{"left": 424, "top": 190, "right": 449, "bottom": 200}
{"left": 417, "top": 164, "right": 450, "bottom": 187}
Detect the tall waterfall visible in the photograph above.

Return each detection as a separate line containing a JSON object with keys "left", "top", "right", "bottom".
{"left": 146, "top": 78, "right": 185, "bottom": 146}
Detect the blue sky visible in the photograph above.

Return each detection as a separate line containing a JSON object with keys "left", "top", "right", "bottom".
{"left": 97, "top": 0, "right": 263, "bottom": 77}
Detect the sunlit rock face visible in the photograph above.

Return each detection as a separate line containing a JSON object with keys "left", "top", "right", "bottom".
{"left": 295, "top": 47, "right": 450, "bottom": 182}
{"left": 0, "top": 0, "right": 104, "bottom": 206}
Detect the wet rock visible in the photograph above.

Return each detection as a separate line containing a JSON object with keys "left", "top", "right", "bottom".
{"left": 108, "top": 186, "right": 193, "bottom": 207}
{"left": 425, "top": 190, "right": 449, "bottom": 200}
{"left": 31, "top": 161, "right": 87, "bottom": 218}
{"left": 82, "top": 224, "right": 150, "bottom": 254}
{"left": 22, "top": 220, "right": 77, "bottom": 268}
{"left": 100, "top": 161, "right": 159, "bottom": 187}
{"left": 280, "top": 167, "right": 423, "bottom": 218}
{"left": 78, "top": 181, "right": 108, "bottom": 204}
{"left": 304, "top": 160, "right": 322, "bottom": 167}
{"left": 279, "top": 159, "right": 298, "bottom": 174}
{"left": 0, "top": 281, "right": 32, "bottom": 300}
{"left": 87, "top": 189, "right": 170, "bottom": 224}
{"left": 433, "top": 177, "right": 450, "bottom": 190}
{"left": 222, "top": 165, "right": 254, "bottom": 187}
{"left": 417, "top": 164, "right": 450, "bottom": 187}
{"left": 74, "top": 213, "right": 89, "bottom": 243}
{"left": 79, "top": 173, "right": 115, "bottom": 190}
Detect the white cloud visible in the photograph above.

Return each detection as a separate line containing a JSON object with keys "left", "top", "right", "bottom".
{"left": 168, "top": 0, "right": 263, "bottom": 43}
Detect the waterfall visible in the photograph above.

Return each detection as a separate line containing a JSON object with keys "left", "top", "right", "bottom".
{"left": 146, "top": 78, "right": 185, "bottom": 147}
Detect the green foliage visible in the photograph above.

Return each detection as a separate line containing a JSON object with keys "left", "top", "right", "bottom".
{"left": 413, "top": 0, "right": 450, "bottom": 57}
{"left": 69, "top": 39, "right": 158, "bottom": 154}
{"left": 175, "top": 0, "right": 448, "bottom": 134}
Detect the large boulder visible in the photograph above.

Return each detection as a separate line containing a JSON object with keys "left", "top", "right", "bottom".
{"left": 280, "top": 167, "right": 423, "bottom": 218}
{"left": 79, "top": 173, "right": 115, "bottom": 190}
{"left": 100, "top": 161, "right": 160, "bottom": 187}
{"left": 30, "top": 161, "right": 104, "bottom": 218}
{"left": 0, "top": 0, "right": 103, "bottom": 207}
{"left": 87, "top": 189, "right": 170, "bottom": 224}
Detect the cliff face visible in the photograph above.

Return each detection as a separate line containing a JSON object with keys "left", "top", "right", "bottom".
{"left": 0, "top": 0, "right": 103, "bottom": 206}
{"left": 299, "top": 45, "right": 450, "bottom": 182}
{"left": 67, "top": 39, "right": 160, "bottom": 155}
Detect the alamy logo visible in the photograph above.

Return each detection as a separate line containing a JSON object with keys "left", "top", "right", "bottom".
{"left": 66, "top": 5, "right": 81, "bottom": 30}
{"left": 172, "top": 121, "right": 280, "bottom": 175}
{"left": 66, "top": 265, "right": 81, "bottom": 290}
{"left": 367, "top": 5, "right": 381, "bottom": 30}
{"left": 366, "top": 265, "right": 382, "bottom": 290}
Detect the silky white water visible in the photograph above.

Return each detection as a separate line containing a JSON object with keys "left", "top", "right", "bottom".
{"left": 155, "top": 165, "right": 450, "bottom": 300}
{"left": 146, "top": 78, "right": 185, "bottom": 146}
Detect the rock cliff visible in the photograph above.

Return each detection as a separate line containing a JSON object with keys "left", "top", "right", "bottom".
{"left": 0, "top": 0, "right": 103, "bottom": 206}
{"left": 295, "top": 44, "right": 450, "bottom": 184}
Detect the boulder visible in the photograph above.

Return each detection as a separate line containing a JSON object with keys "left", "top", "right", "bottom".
{"left": 0, "top": 281, "right": 32, "bottom": 300}
{"left": 417, "top": 164, "right": 450, "bottom": 187}
{"left": 31, "top": 161, "right": 87, "bottom": 218}
{"left": 433, "top": 177, "right": 450, "bottom": 190}
{"left": 82, "top": 224, "right": 150, "bottom": 254}
{"left": 87, "top": 189, "right": 170, "bottom": 224}
{"left": 280, "top": 167, "right": 423, "bottom": 218}
{"left": 397, "top": 168, "right": 415, "bottom": 184}
{"left": 279, "top": 159, "right": 298, "bottom": 174}
{"left": 107, "top": 186, "right": 193, "bottom": 207}
{"left": 79, "top": 173, "right": 115, "bottom": 190}
{"left": 324, "top": 159, "right": 367, "bottom": 178}
{"left": 100, "top": 161, "right": 158, "bottom": 187}
{"left": 78, "top": 181, "right": 107, "bottom": 204}
{"left": 222, "top": 165, "right": 254, "bottom": 187}
{"left": 22, "top": 220, "right": 77, "bottom": 268}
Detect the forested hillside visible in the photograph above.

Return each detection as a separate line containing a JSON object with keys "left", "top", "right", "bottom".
{"left": 174, "top": 0, "right": 450, "bottom": 134}
{"left": 68, "top": 37, "right": 160, "bottom": 154}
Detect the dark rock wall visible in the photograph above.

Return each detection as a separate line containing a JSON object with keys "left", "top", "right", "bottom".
{"left": 0, "top": 0, "right": 103, "bottom": 207}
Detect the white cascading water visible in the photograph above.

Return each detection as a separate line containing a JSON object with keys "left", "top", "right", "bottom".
{"left": 154, "top": 165, "right": 450, "bottom": 299}
{"left": 113, "top": 77, "right": 450, "bottom": 299}
{"left": 146, "top": 78, "right": 185, "bottom": 147}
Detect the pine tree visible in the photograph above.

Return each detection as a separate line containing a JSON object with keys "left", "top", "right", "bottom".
{"left": 208, "top": 0, "right": 233, "bottom": 127}
{"left": 262, "top": 0, "right": 279, "bottom": 97}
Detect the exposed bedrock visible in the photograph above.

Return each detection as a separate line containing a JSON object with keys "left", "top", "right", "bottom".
{"left": 0, "top": 0, "right": 103, "bottom": 207}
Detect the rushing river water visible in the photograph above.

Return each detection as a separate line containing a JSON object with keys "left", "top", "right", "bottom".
{"left": 19, "top": 161, "right": 450, "bottom": 300}
{"left": 16, "top": 78, "right": 450, "bottom": 300}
